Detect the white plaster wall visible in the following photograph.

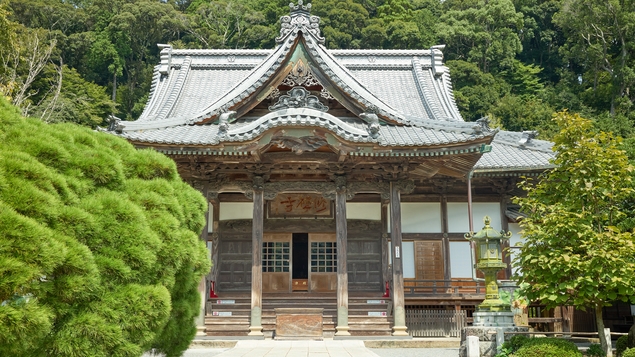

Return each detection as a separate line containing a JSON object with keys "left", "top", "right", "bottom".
{"left": 346, "top": 202, "right": 381, "bottom": 220}
{"left": 450, "top": 241, "right": 473, "bottom": 278}
{"left": 508, "top": 222, "right": 522, "bottom": 276}
{"left": 219, "top": 202, "right": 254, "bottom": 221}
{"left": 402, "top": 241, "right": 415, "bottom": 278}
{"left": 447, "top": 202, "right": 502, "bottom": 233}
{"left": 388, "top": 202, "right": 442, "bottom": 233}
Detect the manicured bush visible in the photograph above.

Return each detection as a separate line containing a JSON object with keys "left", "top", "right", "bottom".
{"left": 623, "top": 348, "right": 635, "bottom": 357}
{"left": 618, "top": 335, "right": 629, "bottom": 357}
{"left": 0, "top": 97, "right": 210, "bottom": 357}
{"left": 512, "top": 337, "right": 582, "bottom": 357}
{"left": 496, "top": 334, "right": 530, "bottom": 356}
{"left": 586, "top": 343, "right": 606, "bottom": 357}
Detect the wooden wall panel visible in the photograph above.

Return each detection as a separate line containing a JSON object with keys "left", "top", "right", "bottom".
{"left": 217, "top": 235, "right": 252, "bottom": 291}
{"left": 310, "top": 273, "right": 336, "bottom": 292}
{"left": 263, "top": 273, "right": 291, "bottom": 292}
{"left": 415, "top": 241, "right": 444, "bottom": 282}
{"left": 347, "top": 235, "right": 382, "bottom": 291}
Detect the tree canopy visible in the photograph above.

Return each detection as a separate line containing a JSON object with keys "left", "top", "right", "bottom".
{"left": 0, "top": 96, "right": 210, "bottom": 357}
{"left": 0, "top": 0, "right": 633, "bottom": 141}
{"left": 514, "top": 111, "right": 635, "bottom": 355}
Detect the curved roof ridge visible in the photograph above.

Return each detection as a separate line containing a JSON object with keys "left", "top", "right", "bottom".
{"left": 439, "top": 71, "right": 464, "bottom": 120}
{"left": 137, "top": 66, "right": 164, "bottom": 121}
{"left": 306, "top": 40, "right": 410, "bottom": 125}
{"left": 227, "top": 108, "right": 369, "bottom": 139}
{"left": 411, "top": 57, "right": 444, "bottom": 122}
{"left": 155, "top": 56, "right": 192, "bottom": 122}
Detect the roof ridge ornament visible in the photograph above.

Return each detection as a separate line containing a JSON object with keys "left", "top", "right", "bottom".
{"left": 519, "top": 130, "right": 538, "bottom": 146}
{"left": 473, "top": 117, "right": 492, "bottom": 135}
{"left": 276, "top": 1, "right": 325, "bottom": 45}
{"left": 290, "top": 0, "right": 311, "bottom": 12}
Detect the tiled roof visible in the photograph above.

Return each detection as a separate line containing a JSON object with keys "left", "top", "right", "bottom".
{"left": 119, "top": 108, "right": 492, "bottom": 147}
{"left": 120, "top": 17, "right": 462, "bottom": 134}
{"left": 110, "top": 7, "right": 555, "bottom": 174}
{"left": 475, "top": 131, "right": 555, "bottom": 172}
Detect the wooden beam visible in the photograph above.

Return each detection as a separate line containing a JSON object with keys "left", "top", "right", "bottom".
{"left": 390, "top": 182, "right": 408, "bottom": 336}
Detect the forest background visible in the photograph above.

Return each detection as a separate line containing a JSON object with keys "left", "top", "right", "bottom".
{"left": 1, "top": 0, "right": 634, "bottom": 150}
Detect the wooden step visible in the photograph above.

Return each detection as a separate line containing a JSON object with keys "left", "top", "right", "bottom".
{"left": 206, "top": 292, "right": 393, "bottom": 337}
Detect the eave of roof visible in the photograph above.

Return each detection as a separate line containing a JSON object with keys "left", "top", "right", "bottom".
{"left": 473, "top": 130, "right": 555, "bottom": 174}
{"left": 117, "top": 108, "right": 495, "bottom": 148}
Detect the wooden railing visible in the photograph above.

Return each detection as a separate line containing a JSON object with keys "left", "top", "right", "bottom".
{"left": 403, "top": 279, "right": 486, "bottom": 296}
{"left": 405, "top": 309, "right": 467, "bottom": 337}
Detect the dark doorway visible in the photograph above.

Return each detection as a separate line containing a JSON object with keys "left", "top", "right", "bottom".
{"left": 292, "top": 233, "right": 308, "bottom": 279}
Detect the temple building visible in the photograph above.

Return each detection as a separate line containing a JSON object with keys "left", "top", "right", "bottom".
{"left": 108, "top": 1, "right": 555, "bottom": 338}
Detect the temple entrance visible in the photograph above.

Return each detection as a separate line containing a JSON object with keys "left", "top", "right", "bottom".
{"left": 262, "top": 232, "right": 336, "bottom": 293}
{"left": 292, "top": 233, "right": 308, "bottom": 291}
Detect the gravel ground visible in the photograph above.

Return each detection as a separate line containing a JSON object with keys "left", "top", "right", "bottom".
{"left": 142, "top": 349, "right": 229, "bottom": 357}
{"left": 144, "top": 347, "right": 460, "bottom": 357}
{"left": 370, "top": 347, "right": 459, "bottom": 357}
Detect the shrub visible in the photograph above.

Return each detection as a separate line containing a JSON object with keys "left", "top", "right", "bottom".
{"left": 618, "top": 336, "right": 629, "bottom": 357}
{"left": 0, "top": 97, "right": 210, "bottom": 357}
{"left": 513, "top": 344, "right": 582, "bottom": 357}
{"left": 623, "top": 348, "right": 635, "bottom": 357}
{"left": 586, "top": 343, "right": 606, "bottom": 357}
{"left": 512, "top": 338, "right": 582, "bottom": 357}
{"left": 496, "top": 334, "right": 530, "bottom": 356}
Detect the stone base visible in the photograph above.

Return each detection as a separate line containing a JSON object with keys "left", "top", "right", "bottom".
{"left": 392, "top": 325, "right": 409, "bottom": 336}
{"left": 275, "top": 308, "right": 323, "bottom": 340}
{"left": 195, "top": 325, "right": 206, "bottom": 336}
{"left": 335, "top": 326, "right": 350, "bottom": 336}
{"left": 459, "top": 326, "right": 529, "bottom": 357}
{"left": 248, "top": 326, "right": 264, "bottom": 336}
{"left": 473, "top": 311, "right": 514, "bottom": 327}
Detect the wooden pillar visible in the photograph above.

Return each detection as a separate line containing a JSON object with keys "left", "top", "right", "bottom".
{"left": 209, "top": 196, "right": 220, "bottom": 284}
{"left": 381, "top": 197, "right": 390, "bottom": 291}
{"left": 249, "top": 177, "right": 264, "bottom": 336}
{"left": 390, "top": 181, "right": 408, "bottom": 336}
{"left": 335, "top": 175, "right": 350, "bottom": 336}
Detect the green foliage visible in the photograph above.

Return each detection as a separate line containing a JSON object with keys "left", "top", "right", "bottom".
{"left": 587, "top": 343, "right": 606, "bottom": 357}
{"left": 513, "top": 344, "right": 581, "bottom": 357}
{"left": 554, "top": 0, "right": 635, "bottom": 116}
{"left": 436, "top": 0, "right": 523, "bottom": 73}
{"left": 30, "top": 65, "right": 116, "bottom": 127}
{"left": 495, "top": 334, "right": 529, "bottom": 356}
{"left": 512, "top": 337, "right": 582, "bottom": 357}
{"left": 623, "top": 348, "right": 635, "bottom": 357}
{"left": 617, "top": 335, "right": 629, "bottom": 357}
{"left": 0, "top": 97, "right": 210, "bottom": 357}
{"left": 514, "top": 111, "right": 635, "bottom": 352}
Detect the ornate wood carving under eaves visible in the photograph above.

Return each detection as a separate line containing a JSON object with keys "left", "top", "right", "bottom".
{"left": 393, "top": 180, "right": 416, "bottom": 195}
{"left": 270, "top": 135, "right": 328, "bottom": 154}
{"left": 281, "top": 59, "right": 321, "bottom": 88}
{"left": 232, "top": 180, "right": 398, "bottom": 201}
{"left": 268, "top": 87, "right": 328, "bottom": 112}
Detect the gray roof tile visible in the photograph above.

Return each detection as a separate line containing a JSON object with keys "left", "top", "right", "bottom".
{"left": 475, "top": 131, "right": 555, "bottom": 172}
